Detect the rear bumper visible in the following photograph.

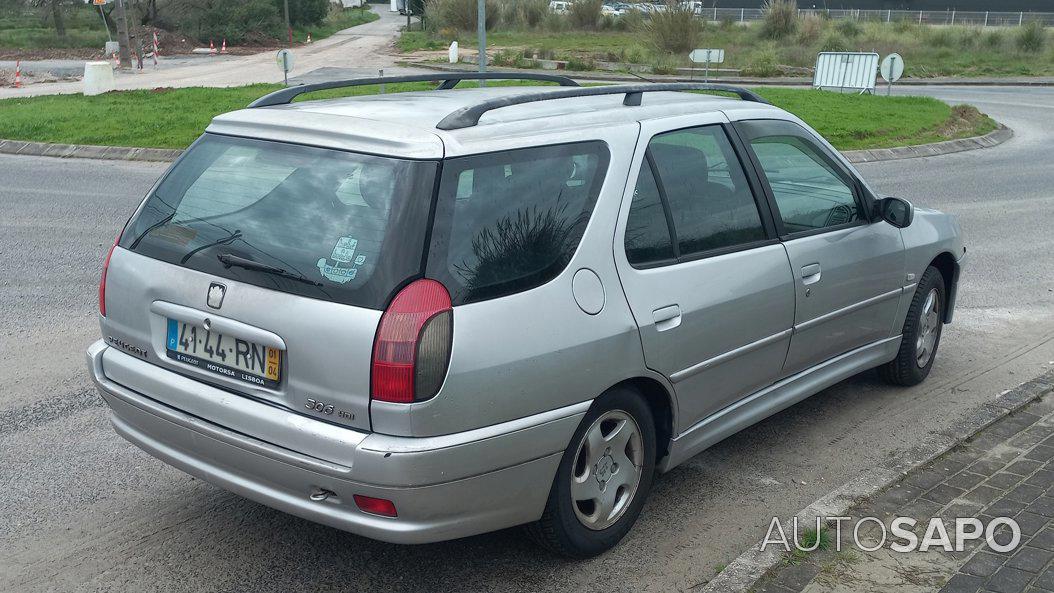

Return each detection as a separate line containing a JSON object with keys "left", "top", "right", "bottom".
{"left": 87, "top": 341, "right": 586, "bottom": 544}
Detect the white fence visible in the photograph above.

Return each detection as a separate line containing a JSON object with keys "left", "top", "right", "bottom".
{"left": 693, "top": 7, "right": 1054, "bottom": 27}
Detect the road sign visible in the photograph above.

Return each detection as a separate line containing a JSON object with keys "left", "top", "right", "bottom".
{"left": 880, "top": 53, "right": 904, "bottom": 83}
{"left": 689, "top": 49, "right": 724, "bottom": 64}
{"left": 92, "top": 0, "right": 112, "bottom": 5}
{"left": 276, "top": 49, "right": 294, "bottom": 85}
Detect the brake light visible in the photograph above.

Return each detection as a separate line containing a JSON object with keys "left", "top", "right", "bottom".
{"left": 98, "top": 231, "right": 122, "bottom": 317}
{"left": 371, "top": 279, "right": 453, "bottom": 404}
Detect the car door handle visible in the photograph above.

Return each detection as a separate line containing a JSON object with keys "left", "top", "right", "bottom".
{"left": 652, "top": 305, "right": 682, "bottom": 332}
{"left": 801, "top": 263, "right": 822, "bottom": 285}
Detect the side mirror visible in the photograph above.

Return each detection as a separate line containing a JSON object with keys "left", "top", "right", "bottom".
{"left": 876, "top": 197, "right": 914, "bottom": 229}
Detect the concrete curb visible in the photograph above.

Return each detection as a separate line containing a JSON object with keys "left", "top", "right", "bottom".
{"left": 701, "top": 369, "right": 1054, "bottom": 593}
{"left": 841, "top": 125, "right": 1013, "bottom": 164}
{"left": 0, "top": 125, "right": 1012, "bottom": 166}
{"left": 0, "top": 138, "right": 182, "bottom": 162}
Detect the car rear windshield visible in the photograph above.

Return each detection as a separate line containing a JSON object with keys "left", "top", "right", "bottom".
{"left": 426, "top": 141, "right": 609, "bottom": 305}
{"left": 121, "top": 134, "right": 437, "bottom": 310}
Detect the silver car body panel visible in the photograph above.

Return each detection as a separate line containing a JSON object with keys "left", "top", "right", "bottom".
{"left": 91, "top": 85, "right": 964, "bottom": 544}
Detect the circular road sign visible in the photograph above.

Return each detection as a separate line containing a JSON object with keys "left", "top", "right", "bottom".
{"left": 880, "top": 53, "right": 904, "bottom": 83}
{"left": 276, "top": 49, "right": 295, "bottom": 74}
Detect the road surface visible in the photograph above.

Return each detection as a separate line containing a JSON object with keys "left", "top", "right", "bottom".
{"left": 1, "top": 86, "right": 1052, "bottom": 592}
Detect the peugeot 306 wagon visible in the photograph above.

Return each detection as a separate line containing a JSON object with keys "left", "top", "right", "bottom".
{"left": 87, "top": 73, "right": 965, "bottom": 557}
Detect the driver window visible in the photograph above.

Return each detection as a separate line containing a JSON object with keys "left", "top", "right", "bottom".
{"left": 749, "top": 135, "right": 862, "bottom": 233}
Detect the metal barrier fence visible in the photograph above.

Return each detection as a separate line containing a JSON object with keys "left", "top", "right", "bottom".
{"left": 694, "top": 7, "right": 1054, "bottom": 27}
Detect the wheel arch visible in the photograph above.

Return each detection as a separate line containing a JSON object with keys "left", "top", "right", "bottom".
{"left": 928, "top": 251, "right": 960, "bottom": 323}
{"left": 613, "top": 376, "right": 675, "bottom": 465}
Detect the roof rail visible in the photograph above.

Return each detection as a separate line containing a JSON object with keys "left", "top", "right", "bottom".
{"left": 436, "top": 82, "right": 769, "bottom": 130}
{"left": 247, "top": 72, "right": 580, "bottom": 108}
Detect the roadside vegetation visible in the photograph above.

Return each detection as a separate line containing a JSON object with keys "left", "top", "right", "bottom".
{"left": 0, "top": 0, "right": 375, "bottom": 52}
{"left": 401, "top": 0, "right": 1054, "bottom": 78}
{"left": 0, "top": 82, "right": 995, "bottom": 151}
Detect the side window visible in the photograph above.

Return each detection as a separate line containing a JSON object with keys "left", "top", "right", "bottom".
{"left": 647, "top": 126, "right": 767, "bottom": 257}
{"left": 747, "top": 133, "right": 863, "bottom": 233}
{"left": 624, "top": 162, "right": 675, "bottom": 265}
{"left": 429, "top": 142, "right": 610, "bottom": 305}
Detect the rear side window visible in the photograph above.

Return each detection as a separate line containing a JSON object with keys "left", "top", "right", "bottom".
{"left": 648, "top": 126, "right": 766, "bottom": 257}
{"left": 427, "top": 142, "right": 609, "bottom": 305}
{"left": 121, "top": 134, "right": 437, "bottom": 309}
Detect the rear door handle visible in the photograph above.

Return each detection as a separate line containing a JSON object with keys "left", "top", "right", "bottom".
{"left": 652, "top": 305, "right": 682, "bottom": 332}
{"left": 801, "top": 263, "right": 822, "bottom": 285}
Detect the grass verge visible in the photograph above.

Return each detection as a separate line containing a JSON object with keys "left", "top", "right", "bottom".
{"left": 0, "top": 83, "right": 995, "bottom": 151}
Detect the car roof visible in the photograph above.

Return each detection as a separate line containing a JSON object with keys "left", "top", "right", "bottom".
{"left": 206, "top": 85, "right": 786, "bottom": 159}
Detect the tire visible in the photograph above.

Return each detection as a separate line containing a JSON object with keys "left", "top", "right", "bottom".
{"left": 526, "top": 386, "right": 656, "bottom": 558}
{"left": 879, "top": 266, "right": 946, "bottom": 386}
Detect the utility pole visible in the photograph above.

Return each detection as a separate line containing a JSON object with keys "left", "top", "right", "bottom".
{"left": 284, "top": 0, "right": 292, "bottom": 47}
{"left": 114, "top": 0, "right": 132, "bottom": 69}
{"left": 477, "top": 0, "right": 486, "bottom": 85}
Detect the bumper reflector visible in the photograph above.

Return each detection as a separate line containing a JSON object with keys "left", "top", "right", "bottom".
{"left": 353, "top": 494, "right": 398, "bottom": 517}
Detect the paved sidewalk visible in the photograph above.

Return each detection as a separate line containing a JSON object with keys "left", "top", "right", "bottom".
{"left": 754, "top": 388, "right": 1054, "bottom": 593}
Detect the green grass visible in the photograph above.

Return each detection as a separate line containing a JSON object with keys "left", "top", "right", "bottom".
{"left": 291, "top": 9, "right": 379, "bottom": 43}
{"left": 0, "top": 82, "right": 995, "bottom": 151}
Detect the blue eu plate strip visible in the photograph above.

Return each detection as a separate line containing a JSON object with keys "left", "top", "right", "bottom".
{"left": 166, "top": 318, "right": 178, "bottom": 351}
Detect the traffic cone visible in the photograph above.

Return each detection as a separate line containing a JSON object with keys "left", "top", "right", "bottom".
{"left": 306, "top": 33, "right": 312, "bottom": 44}
{"left": 112, "top": 52, "right": 119, "bottom": 68}
{"left": 13, "top": 60, "right": 21, "bottom": 88}
{"left": 220, "top": 38, "right": 227, "bottom": 54}
{"left": 209, "top": 40, "right": 216, "bottom": 55}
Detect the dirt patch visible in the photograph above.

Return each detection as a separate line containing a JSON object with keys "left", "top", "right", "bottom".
{"left": 936, "top": 104, "right": 988, "bottom": 138}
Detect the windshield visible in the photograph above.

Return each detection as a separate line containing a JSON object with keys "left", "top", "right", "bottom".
{"left": 121, "top": 134, "right": 438, "bottom": 309}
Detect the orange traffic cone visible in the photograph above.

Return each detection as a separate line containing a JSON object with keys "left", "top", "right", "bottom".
{"left": 306, "top": 33, "right": 312, "bottom": 44}
{"left": 209, "top": 40, "right": 216, "bottom": 55}
{"left": 13, "top": 60, "right": 21, "bottom": 88}
{"left": 220, "top": 38, "right": 227, "bottom": 53}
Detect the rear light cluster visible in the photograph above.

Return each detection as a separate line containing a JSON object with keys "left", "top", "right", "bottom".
{"left": 370, "top": 279, "right": 453, "bottom": 404}
{"left": 98, "top": 231, "right": 122, "bottom": 317}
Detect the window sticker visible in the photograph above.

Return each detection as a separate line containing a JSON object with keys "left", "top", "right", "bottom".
{"left": 317, "top": 236, "right": 362, "bottom": 284}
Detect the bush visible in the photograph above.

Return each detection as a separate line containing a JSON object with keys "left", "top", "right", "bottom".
{"left": 719, "top": 14, "right": 737, "bottom": 30}
{"left": 929, "top": 27, "right": 955, "bottom": 48}
{"left": 640, "top": 1, "right": 702, "bottom": 54}
{"left": 540, "top": 11, "right": 568, "bottom": 32}
{"left": 759, "top": 0, "right": 797, "bottom": 40}
{"left": 650, "top": 54, "right": 679, "bottom": 75}
{"left": 569, "top": 0, "right": 602, "bottom": 30}
{"left": 509, "top": 0, "right": 548, "bottom": 29}
{"left": 797, "top": 13, "right": 824, "bottom": 44}
{"left": 430, "top": 0, "right": 499, "bottom": 31}
{"left": 818, "top": 31, "right": 849, "bottom": 52}
{"left": 982, "top": 29, "right": 1005, "bottom": 49}
{"left": 835, "top": 19, "right": 861, "bottom": 38}
{"left": 742, "top": 49, "right": 780, "bottom": 77}
{"left": 276, "top": 0, "right": 329, "bottom": 27}
{"left": 1017, "top": 20, "right": 1046, "bottom": 53}
{"left": 566, "top": 57, "right": 596, "bottom": 70}
{"left": 182, "top": 0, "right": 282, "bottom": 44}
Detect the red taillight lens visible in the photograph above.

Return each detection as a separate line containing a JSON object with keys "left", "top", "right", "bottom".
{"left": 371, "top": 279, "right": 453, "bottom": 404}
{"left": 353, "top": 494, "right": 398, "bottom": 517}
{"left": 98, "top": 231, "right": 121, "bottom": 317}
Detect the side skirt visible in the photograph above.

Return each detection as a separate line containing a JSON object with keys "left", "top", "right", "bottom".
{"left": 659, "top": 335, "right": 902, "bottom": 472}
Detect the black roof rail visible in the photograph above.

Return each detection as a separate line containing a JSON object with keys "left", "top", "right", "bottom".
{"left": 247, "top": 72, "right": 580, "bottom": 108}
{"left": 436, "top": 82, "right": 769, "bottom": 130}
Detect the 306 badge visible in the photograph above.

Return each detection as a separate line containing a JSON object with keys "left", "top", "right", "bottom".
{"left": 304, "top": 398, "right": 355, "bottom": 421}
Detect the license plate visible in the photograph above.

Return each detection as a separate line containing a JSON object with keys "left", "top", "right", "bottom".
{"left": 166, "top": 319, "right": 281, "bottom": 388}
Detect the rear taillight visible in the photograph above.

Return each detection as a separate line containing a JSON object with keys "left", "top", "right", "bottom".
{"left": 371, "top": 279, "right": 453, "bottom": 404}
{"left": 98, "top": 231, "right": 121, "bottom": 317}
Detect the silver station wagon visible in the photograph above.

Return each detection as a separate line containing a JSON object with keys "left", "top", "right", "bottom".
{"left": 88, "top": 73, "right": 965, "bottom": 557}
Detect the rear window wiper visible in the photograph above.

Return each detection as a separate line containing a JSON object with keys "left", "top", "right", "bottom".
{"left": 217, "top": 253, "right": 324, "bottom": 287}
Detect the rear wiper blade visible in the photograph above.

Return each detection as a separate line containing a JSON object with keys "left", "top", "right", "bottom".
{"left": 216, "top": 253, "right": 324, "bottom": 287}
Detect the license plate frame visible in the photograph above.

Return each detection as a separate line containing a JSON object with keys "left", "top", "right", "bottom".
{"left": 165, "top": 319, "right": 282, "bottom": 389}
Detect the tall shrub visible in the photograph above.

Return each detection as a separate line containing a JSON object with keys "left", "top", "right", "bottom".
{"left": 759, "top": 0, "right": 797, "bottom": 40}
{"left": 1017, "top": 20, "right": 1046, "bottom": 53}
{"left": 641, "top": 1, "right": 701, "bottom": 55}
{"left": 569, "top": 0, "right": 602, "bottom": 30}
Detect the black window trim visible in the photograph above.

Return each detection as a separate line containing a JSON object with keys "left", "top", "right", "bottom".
{"left": 730, "top": 118, "right": 875, "bottom": 242}
{"left": 625, "top": 122, "right": 780, "bottom": 271}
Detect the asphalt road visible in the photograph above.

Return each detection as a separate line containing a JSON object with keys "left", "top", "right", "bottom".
{"left": 2, "top": 86, "right": 1054, "bottom": 593}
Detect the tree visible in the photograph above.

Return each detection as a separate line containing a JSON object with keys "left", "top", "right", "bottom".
{"left": 276, "top": 0, "right": 329, "bottom": 27}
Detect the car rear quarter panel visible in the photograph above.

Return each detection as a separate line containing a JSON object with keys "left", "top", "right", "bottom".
{"left": 369, "top": 122, "right": 667, "bottom": 438}
{"left": 893, "top": 208, "right": 965, "bottom": 330}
